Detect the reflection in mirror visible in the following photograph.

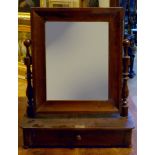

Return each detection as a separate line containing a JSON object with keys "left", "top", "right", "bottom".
{"left": 45, "top": 22, "right": 109, "bottom": 100}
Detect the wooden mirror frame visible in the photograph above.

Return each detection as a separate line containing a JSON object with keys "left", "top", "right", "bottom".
{"left": 30, "top": 8, "right": 124, "bottom": 115}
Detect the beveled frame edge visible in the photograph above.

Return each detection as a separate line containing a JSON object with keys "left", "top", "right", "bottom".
{"left": 31, "top": 8, "right": 124, "bottom": 114}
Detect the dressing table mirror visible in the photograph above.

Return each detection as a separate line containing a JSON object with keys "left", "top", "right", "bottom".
{"left": 22, "top": 8, "right": 134, "bottom": 148}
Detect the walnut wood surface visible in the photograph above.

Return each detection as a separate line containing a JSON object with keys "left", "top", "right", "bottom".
{"left": 30, "top": 8, "right": 124, "bottom": 115}
{"left": 36, "top": 102, "right": 118, "bottom": 114}
{"left": 22, "top": 112, "right": 134, "bottom": 148}
{"left": 21, "top": 8, "right": 135, "bottom": 149}
{"left": 22, "top": 113, "right": 134, "bottom": 129}
{"left": 23, "top": 129, "right": 132, "bottom": 148}
{"left": 121, "top": 39, "right": 130, "bottom": 116}
{"left": 18, "top": 78, "right": 137, "bottom": 154}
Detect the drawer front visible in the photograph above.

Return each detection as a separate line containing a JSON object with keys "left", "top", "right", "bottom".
{"left": 23, "top": 129, "right": 132, "bottom": 147}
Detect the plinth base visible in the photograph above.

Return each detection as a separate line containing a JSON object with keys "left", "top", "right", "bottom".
{"left": 22, "top": 113, "right": 134, "bottom": 148}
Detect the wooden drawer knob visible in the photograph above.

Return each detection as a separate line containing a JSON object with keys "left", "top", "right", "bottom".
{"left": 76, "top": 135, "right": 82, "bottom": 141}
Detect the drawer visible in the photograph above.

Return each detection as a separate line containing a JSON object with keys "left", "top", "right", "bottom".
{"left": 23, "top": 129, "right": 132, "bottom": 147}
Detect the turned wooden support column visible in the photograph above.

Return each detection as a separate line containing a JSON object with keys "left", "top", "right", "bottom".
{"left": 120, "top": 39, "right": 130, "bottom": 117}
{"left": 24, "top": 39, "right": 35, "bottom": 117}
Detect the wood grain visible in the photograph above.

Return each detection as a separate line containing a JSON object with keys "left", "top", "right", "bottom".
{"left": 36, "top": 102, "right": 118, "bottom": 114}
{"left": 31, "top": 8, "right": 124, "bottom": 114}
{"left": 120, "top": 39, "right": 130, "bottom": 116}
{"left": 18, "top": 78, "right": 136, "bottom": 154}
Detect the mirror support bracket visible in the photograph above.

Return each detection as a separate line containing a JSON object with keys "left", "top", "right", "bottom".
{"left": 24, "top": 39, "right": 35, "bottom": 118}
{"left": 120, "top": 39, "right": 130, "bottom": 117}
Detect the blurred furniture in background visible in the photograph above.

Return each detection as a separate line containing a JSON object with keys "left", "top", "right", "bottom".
{"left": 40, "top": 0, "right": 82, "bottom": 7}
{"left": 120, "top": 0, "right": 137, "bottom": 35}
{"left": 18, "top": 13, "right": 30, "bottom": 79}
{"left": 120, "top": 0, "right": 137, "bottom": 78}
{"left": 89, "top": 0, "right": 119, "bottom": 7}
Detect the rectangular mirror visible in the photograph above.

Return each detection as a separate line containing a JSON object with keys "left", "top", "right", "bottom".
{"left": 45, "top": 22, "right": 109, "bottom": 100}
{"left": 31, "top": 8, "right": 123, "bottom": 114}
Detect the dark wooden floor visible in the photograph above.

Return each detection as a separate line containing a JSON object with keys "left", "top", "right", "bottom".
{"left": 18, "top": 66, "right": 137, "bottom": 155}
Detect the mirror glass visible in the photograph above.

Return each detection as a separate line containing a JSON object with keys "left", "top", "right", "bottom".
{"left": 45, "top": 22, "right": 109, "bottom": 100}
